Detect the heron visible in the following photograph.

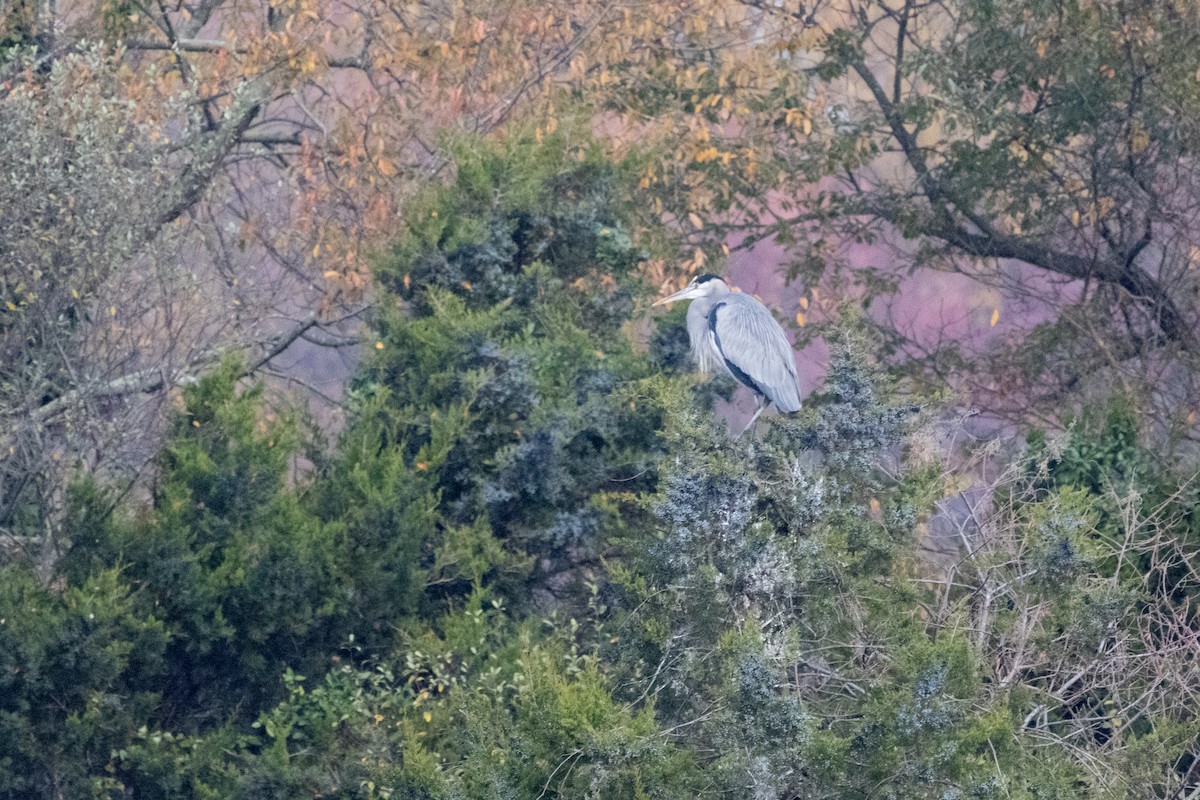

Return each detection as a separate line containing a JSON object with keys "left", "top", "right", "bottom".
{"left": 654, "top": 274, "right": 802, "bottom": 435}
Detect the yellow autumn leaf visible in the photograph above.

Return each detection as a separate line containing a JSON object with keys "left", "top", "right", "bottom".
{"left": 377, "top": 157, "right": 397, "bottom": 177}
{"left": 990, "top": 308, "right": 1000, "bottom": 327}
{"left": 375, "top": 340, "right": 384, "bottom": 350}
{"left": 799, "top": 296, "right": 809, "bottom": 310}
{"left": 687, "top": 212, "right": 704, "bottom": 230}
{"left": 1130, "top": 128, "right": 1150, "bottom": 154}
{"left": 795, "top": 311, "right": 806, "bottom": 327}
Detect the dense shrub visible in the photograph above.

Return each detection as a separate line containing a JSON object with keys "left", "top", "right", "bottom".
{"left": 346, "top": 129, "right": 670, "bottom": 586}
{"left": 61, "top": 359, "right": 346, "bottom": 726}
{"left": 0, "top": 131, "right": 1197, "bottom": 798}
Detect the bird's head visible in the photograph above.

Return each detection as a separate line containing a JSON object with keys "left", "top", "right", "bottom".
{"left": 652, "top": 274, "right": 728, "bottom": 307}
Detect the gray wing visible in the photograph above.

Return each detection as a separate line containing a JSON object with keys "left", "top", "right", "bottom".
{"left": 707, "top": 294, "right": 802, "bottom": 412}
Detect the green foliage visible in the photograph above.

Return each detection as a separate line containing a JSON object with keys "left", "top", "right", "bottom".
{"left": 1026, "top": 396, "right": 1200, "bottom": 595}
{"left": 63, "top": 357, "right": 346, "bottom": 725}
{"left": 1029, "top": 399, "right": 1152, "bottom": 500}
{"left": 600, "top": 340, "right": 1018, "bottom": 798}
{"left": 381, "top": 126, "right": 645, "bottom": 331}
{"left": 2, "top": 126, "right": 1198, "bottom": 799}
{"left": 0, "top": 0, "right": 36, "bottom": 53}
{"left": 349, "top": 129, "right": 671, "bottom": 584}
{"left": 0, "top": 566, "right": 167, "bottom": 798}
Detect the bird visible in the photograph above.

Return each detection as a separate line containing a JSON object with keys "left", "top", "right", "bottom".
{"left": 653, "top": 274, "right": 802, "bottom": 435}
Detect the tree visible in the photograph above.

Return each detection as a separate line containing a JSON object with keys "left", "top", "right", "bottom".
{"left": 0, "top": 47, "right": 258, "bottom": 567}
{"left": 565, "top": 0, "right": 1200, "bottom": 430}
{"left": 0, "top": 0, "right": 690, "bottom": 560}
{"left": 322, "top": 129, "right": 675, "bottom": 627}
{"left": 35, "top": 132, "right": 704, "bottom": 796}
{"left": 0, "top": 566, "right": 168, "bottom": 797}
{"left": 3, "top": 113, "right": 1200, "bottom": 798}
{"left": 62, "top": 359, "right": 346, "bottom": 725}
{"left": 112, "top": 336, "right": 1200, "bottom": 799}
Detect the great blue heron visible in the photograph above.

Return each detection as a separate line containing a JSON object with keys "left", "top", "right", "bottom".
{"left": 654, "top": 274, "right": 802, "bottom": 434}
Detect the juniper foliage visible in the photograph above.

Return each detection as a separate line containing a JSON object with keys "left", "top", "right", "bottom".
{"left": 0, "top": 132, "right": 1195, "bottom": 799}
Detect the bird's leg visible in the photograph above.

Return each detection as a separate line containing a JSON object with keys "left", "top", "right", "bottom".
{"left": 738, "top": 397, "right": 769, "bottom": 438}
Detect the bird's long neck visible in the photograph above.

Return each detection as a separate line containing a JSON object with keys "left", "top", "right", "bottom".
{"left": 686, "top": 286, "right": 728, "bottom": 373}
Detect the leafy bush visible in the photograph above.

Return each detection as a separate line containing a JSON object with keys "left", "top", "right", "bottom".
{"left": 345, "top": 129, "right": 671, "bottom": 589}
{"left": 2, "top": 129, "right": 1198, "bottom": 799}
{"left": 63, "top": 358, "right": 346, "bottom": 725}
{"left": 0, "top": 566, "right": 167, "bottom": 797}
